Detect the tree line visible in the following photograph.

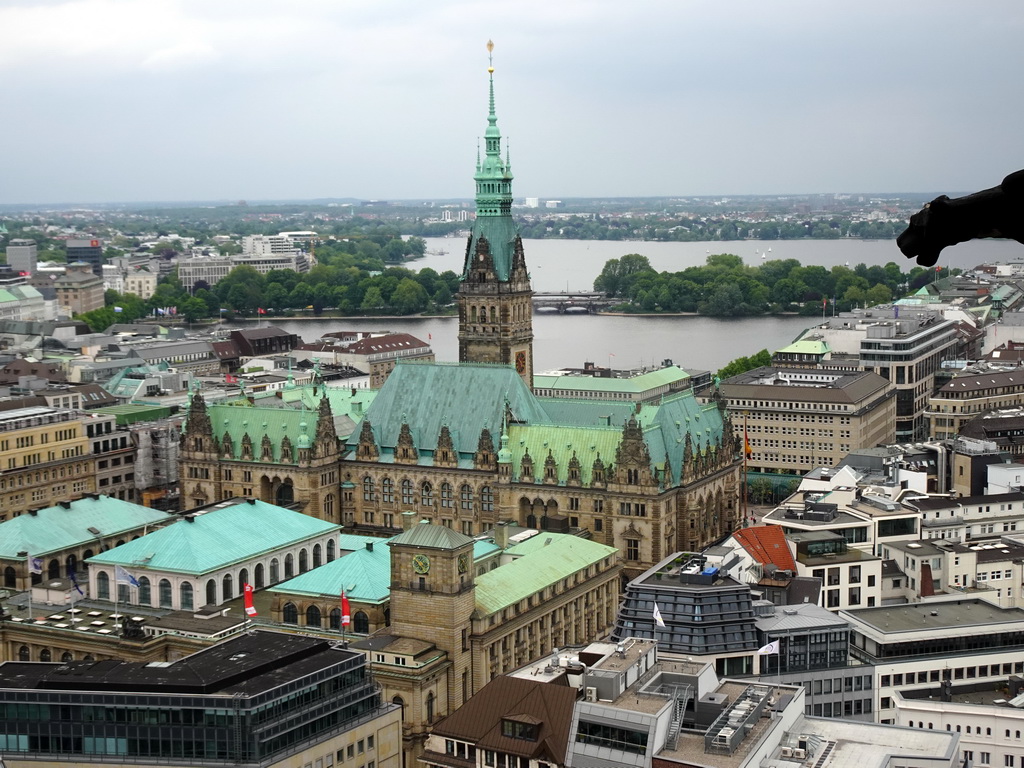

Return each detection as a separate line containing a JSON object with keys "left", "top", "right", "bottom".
{"left": 594, "top": 253, "right": 952, "bottom": 316}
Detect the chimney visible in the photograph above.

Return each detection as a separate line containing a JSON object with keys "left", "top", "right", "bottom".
{"left": 401, "top": 511, "right": 416, "bottom": 531}
{"left": 494, "top": 521, "right": 510, "bottom": 550}
{"left": 365, "top": 541, "right": 374, "bottom": 552}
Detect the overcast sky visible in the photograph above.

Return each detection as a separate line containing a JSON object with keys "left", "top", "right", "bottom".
{"left": 3, "top": 0, "right": 1023, "bottom": 205}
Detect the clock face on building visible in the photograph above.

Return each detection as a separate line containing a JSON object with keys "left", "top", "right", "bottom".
{"left": 515, "top": 351, "right": 527, "bottom": 374}
{"left": 412, "top": 554, "right": 431, "bottom": 574}
{"left": 458, "top": 553, "right": 469, "bottom": 573}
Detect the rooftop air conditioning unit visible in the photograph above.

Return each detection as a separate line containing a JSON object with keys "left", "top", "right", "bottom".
{"left": 781, "top": 747, "right": 794, "bottom": 757}
{"left": 585, "top": 686, "right": 598, "bottom": 702}
{"left": 793, "top": 749, "right": 807, "bottom": 759}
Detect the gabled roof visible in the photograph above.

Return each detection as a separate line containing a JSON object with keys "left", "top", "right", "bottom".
{"left": 0, "top": 496, "right": 173, "bottom": 559}
{"left": 507, "top": 423, "right": 621, "bottom": 484}
{"left": 348, "top": 361, "right": 551, "bottom": 456}
{"left": 269, "top": 535, "right": 392, "bottom": 604}
{"left": 427, "top": 676, "right": 576, "bottom": 761}
{"left": 87, "top": 500, "right": 339, "bottom": 575}
{"left": 475, "top": 534, "right": 617, "bottom": 615}
{"left": 344, "top": 333, "right": 429, "bottom": 355}
{"left": 732, "top": 526, "right": 798, "bottom": 572}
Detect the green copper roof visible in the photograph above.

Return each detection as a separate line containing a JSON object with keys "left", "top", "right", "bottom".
{"left": 775, "top": 339, "right": 831, "bottom": 356}
{"left": 389, "top": 520, "right": 474, "bottom": 551}
{"left": 270, "top": 534, "right": 392, "bottom": 604}
{"left": 640, "top": 391, "right": 728, "bottom": 486}
{"left": 507, "top": 423, "right": 622, "bottom": 484}
{"left": 0, "top": 496, "right": 173, "bottom": 559}
{"left": 208, "top": 401, "right": 317, "bottom": 463}
{"left": 463, "top": 48, "right": 519, "bottom": 282}
{"left": 474, "top": 534, "right": 617, "bottom": 616}
{"left": 533, "top": 366, "right": 689, "bottom": 395}
{"left": 348, "top": 361, "right": 551, "bottom": 458}
{"left": 87, "top": 500, "right": 340, "bottom": 576}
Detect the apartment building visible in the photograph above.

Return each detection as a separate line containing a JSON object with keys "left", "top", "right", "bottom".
{"left": 928, "top": 367, "right": 1024, "bottom": 440}
{"left": 705, "top": 367, "right": 895, "bottom": 476}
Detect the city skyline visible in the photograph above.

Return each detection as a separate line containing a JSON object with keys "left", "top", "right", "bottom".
{"left": 2, "top": 0, "right": 1023, "bottom": 205}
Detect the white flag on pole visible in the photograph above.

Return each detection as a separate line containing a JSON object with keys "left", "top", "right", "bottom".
{"left": 115, "top": 565, "right": 140, "bottom": 587}
{"left": 758, "top": 640, "right": 780, "bottom": 655}
{"left": 653, "top": 603, "right": 666, "bottom": 628}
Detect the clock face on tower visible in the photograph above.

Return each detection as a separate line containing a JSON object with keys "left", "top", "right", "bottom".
{"left": 515, "top": 351, "right": 527, "bottom": 373}
{"left": 458, "top": 553, "right": 469, "bottom": 573}
{"left": 412, "top": 554, "right": 431, "bottom": 574}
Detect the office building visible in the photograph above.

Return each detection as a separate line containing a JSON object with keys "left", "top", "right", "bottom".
{"left": 5, "top": 238, "right": 37, "bottom": 273}
{"left": 65, "top": 237, "right": 104, "bottom": 276}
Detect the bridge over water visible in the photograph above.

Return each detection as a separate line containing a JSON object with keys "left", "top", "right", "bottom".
{"left": 531, "top": 291, "right": 615, "bottom": 313}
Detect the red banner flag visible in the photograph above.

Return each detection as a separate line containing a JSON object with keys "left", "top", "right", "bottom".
{"left": 744, "top": 427, "right": 752, "bottom": 457}
{"left": 341, "top": 589, "right": 351, "bottom": 626}
{"left": 225, "top": 374, "right": 239, "bottom": 384}
{"left": 257, "top": 307, "right": 267, "bottom": 315}
{"left": 243, "top": 583, "right": 258, "bottom": 617}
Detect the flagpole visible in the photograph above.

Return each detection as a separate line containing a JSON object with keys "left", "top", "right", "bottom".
{"left": 24, "top": 553, "right": 32, "bottom": 620}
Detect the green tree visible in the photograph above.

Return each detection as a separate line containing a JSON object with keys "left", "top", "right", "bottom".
{"left": 361, "top": 286, "right": 384, "bottom": 311}
{"left": 391, "top": 278, "right": 429, "bottom": 314}
{"left": 180, "top": 296, "right": 208, "bottom": 322}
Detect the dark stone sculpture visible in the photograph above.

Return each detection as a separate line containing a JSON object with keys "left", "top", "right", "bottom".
{"left": 897, "top": 169, "right": 1024, "bottom": 266}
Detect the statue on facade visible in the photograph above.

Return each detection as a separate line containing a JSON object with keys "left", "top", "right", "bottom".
{"left": 898, "top": 169, "right": 1024, "bottom": 266}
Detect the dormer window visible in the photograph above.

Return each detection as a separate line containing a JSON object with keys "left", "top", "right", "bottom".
{"left": 501, "top": 717, "right": 539, "bottom": 741}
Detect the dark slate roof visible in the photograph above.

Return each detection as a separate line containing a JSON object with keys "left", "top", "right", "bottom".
{"left": 425, "top": 676, "right": 576, "bottom": 763}
{"left": 0, "top": 359, "right": 66, "bottom": 383}
{"left": 348, "top": 361, "right": 551, "bottom": 454}
{"left": 344, "top": 333, "right": 429, "bottom": 355}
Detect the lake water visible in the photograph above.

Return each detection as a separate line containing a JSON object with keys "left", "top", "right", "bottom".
{"left": 263, "top": 237, "right": 1024, "bottom": 374}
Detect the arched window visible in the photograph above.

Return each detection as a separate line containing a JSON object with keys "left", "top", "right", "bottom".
{"left": 40, "top": 648, "right": 51, "bottom": 662}
{"left": 354, "top": 611, "right": 369, "bottom": 634}
{"left": 239, "top": 568, "right": 249, "bottom": 590}
{"left": 324, "top": 492, "right": 335, "bottom": 518}
{"left": 393, "top": 695, "right": 405, "bottom": 720}
{"left": 270, "top": 558, "right": 280, "bottom": 584}
{"left": 206, "top": 579, "right": 217, "bottom": 606}
{"left": 47, "top": 559, "right": 60, "bottom": 579}
{"left": 460, "top": 484, "right": 473, "bottom": 510}
{"left": 283, "top": 602, "right": 298, "bottom": 624}
{"left": 180, "top": 582, "right": 194, "bottom": 611}
{"left": 285, "top": 553, "right": 294, "bottom": 578}
{"left": 426, "top": 691, "right": 435, "bottom": 723}
{"left": 97, "top": 570, "right": 110, "bottom": 600}
{"left": 222, "top": 573, "right": 233, "bottom": 601}
{"left": 329, "top": 608, "right": 342, "bottom": 630}
{"left": 3, "top": 566, "right": 15, "bottom": 588}
{"left": 65, "top": 554, "right": 78, "bottom": 579}
{"left": 327, "top": 539, "right": 336, "bottom": 563}
{"left": 363, "top": 476, "right": 375, "bottom": 501}
{"left": 306, "top": 605, "right": 322, "bottom": 627}
{"left": 159, "top": 579, "right": 172, "bottom": 608}
{"left": 84, "top": 655, "right": 95, "bottom": 662}
{"left": 255, "top": 563, "right": 265, "bottom": 588}
{"left": 440, "top": 483, "right": 453, "bottom": 508}
{"left": 401, "top": 479, "right": 415, "bottom": 504}
{"left": 421, "top": 482, "right": 433, "bottom": 506}
{"left": 381, "top": 477, "right": 394, "bottom": 503}
{"left": 138, "top": 577, "right": 151, "bottom": 606}
{"left": 61, "top": 652, "right": 73, "bottom": 663}
{"left": 299, "top": 549, "right": 308, "bottom": 573}
{"left": 313, "top": 544, "right": 322, "bottom": 568}
{"left": 481, "top": 486, "right": 494, "bottom": 512}
{"left": 18, "top": 646, "right": 29, "bottom": 661}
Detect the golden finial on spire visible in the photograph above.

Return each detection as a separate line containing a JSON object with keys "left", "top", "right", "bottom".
{"left": 487, "top": 39, "right": 494, "bottom": 73}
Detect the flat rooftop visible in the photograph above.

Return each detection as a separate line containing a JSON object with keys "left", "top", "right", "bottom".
{"left": 843, "top": 598, "right": 1024, "bottom": 634}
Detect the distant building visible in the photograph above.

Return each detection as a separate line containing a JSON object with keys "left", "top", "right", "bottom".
{"left": 122, "top": 269, "right": 157, "bottom": 299}
{"left": 64, "top": 237, "right": 103, "bottom": 276}
{"left": 54, "top": 263, "right": 105, "bottom": 315}
{"left": 0, "top": 630, "right": 402, "bottom": 767}
{"left": 534, "top": 364, "right": 691, "bottom": 403}
{"left": 5, "top": 238, "right": 37, "bottom": 273}
{"left": 294, "top": 332, "right": 434, "bottom": 387}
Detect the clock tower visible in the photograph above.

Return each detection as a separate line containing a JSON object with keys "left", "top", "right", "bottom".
{"left": 457, "top": 40, "right": 534, "bottom": 391}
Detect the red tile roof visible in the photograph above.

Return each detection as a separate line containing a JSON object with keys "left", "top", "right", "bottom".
{"left": 733, "top": 526, "right": 798, "bottom": 572}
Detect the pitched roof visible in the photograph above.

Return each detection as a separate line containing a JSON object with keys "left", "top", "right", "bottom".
{"left": 427, "top": 676, "right": 577, "bottom": 762}
{"left": 732, "top": 526, "right": 798, "bottom": 572}
{"left": 389, "top": 520, "right": 474, "bottom": 551}
{"left": 507, "top": 423, "right": 621, "bottom": 484}
{"left": 0, "top": 496, "right": 173, "bottom": 559}
{"left": 475, "top": 534, "right": 617, "bottom": 615}
{"left": 349, "top": 361, "right": 551, "bottom": 456}
{"left": 269, "top": 535, "right": 392, "bottom": 603}
{"left": 344, "top": 333, "right": 429, "bottom": 355}
{"left": 533, "top": 365, "right": 689, "bottom": 394}
{"left": 87, "top": 500, "right": 340, "bottom": 575}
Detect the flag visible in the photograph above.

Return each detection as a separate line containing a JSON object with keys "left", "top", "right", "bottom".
{"left": 653, "top": 603, "right": 666, "bottom": 628}
{"left": 156, "top": 307, "right": 166, "bottom": 315}
{"left": 609, "top": 352, "right": 616, "bottom": 357}
{"left": 113, "top": 306, "right": 123, "bottom": 313}
{"left": 226, "top": 374, "right": 239, "bottom": 384}
{"left": 744, "top": 427, "right": 752, "bottom": 457}
{"left": 220, "top": 307, "right": 228, "bottom": 313}
{"left": 29, "top": 556, "right": 43, "bottom": 575}
{"left": 341, "top": 589, "right": 351, "bottom": 626}
{"left": 822, "top": 297, "right": 827, "bottom": 309}
{"left": 257, "top": 307, "right": 267, "bottom": 315}
{"left": 69, "top": 568, "right": 85, "bottom": 596}
{"left": 243, "top": 583, "right": 258, "bottom": 617}
{"left": 115, "top": 565, "right": 140, "bottom": 587}
{"left": 428, "top": 333, "right": 432, "bottom": 340}
{"left": 758, "top": 640, "right": 780, "bottom": 655}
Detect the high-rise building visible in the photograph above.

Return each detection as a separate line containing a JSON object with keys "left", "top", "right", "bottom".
{"left": 65, "top": 237, "right": 104, "bottom": 276}
{"left": 5, "top": 238, "right": 37, "bottom": 273}
{"left": 456, "top": 43, "right": 534, "bottom": 392}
